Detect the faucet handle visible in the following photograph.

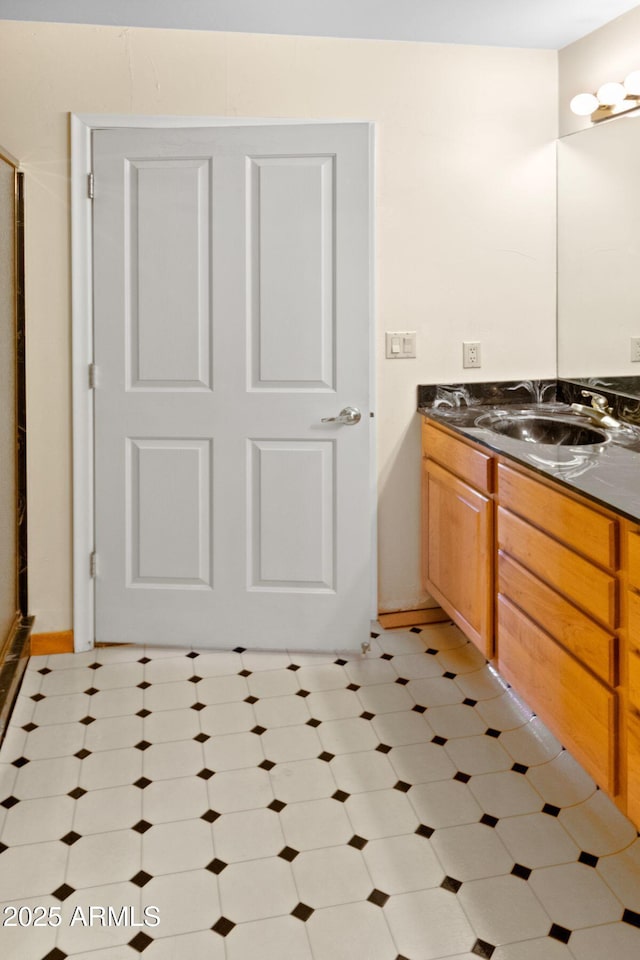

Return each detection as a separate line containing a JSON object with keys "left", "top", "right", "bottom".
{"left": 581, "top": 390, "right": 612, "bottom": 414}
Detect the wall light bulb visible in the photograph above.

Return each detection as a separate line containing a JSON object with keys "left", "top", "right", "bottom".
{"left": 570, "top": 93, "right": 599, "bottom": 116}
{"left": 624, "top": 71, "right": 640, "bottom": 95}
{"left": 597, "top": 81, "right": 626, "bottom": 105}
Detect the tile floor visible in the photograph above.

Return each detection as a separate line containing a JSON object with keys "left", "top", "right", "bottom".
{"left": 0, "top": 622, "right": 639, "bottom": 959}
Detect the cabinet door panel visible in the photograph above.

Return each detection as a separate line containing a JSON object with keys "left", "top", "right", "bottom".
{"left": 498, "top": 595, "right": 617, "bottom": 794}
{"left": 424, "top": 459, "right": 493, "bottom": 657}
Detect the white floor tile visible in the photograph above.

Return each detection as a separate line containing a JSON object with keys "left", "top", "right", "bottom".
{"left": 55, "top": 883, "right": 143, "bottom": 954}
{"left": 203, "top": 731, "right": 264, "bottom": 771}
{"left": 40, "top": 667, "right": 97, "bottom": 697}
{"left": 343, "top": 658, "right": 397, "bottom": 687}
{"left": 597, "top": 840, "right": 640, "bottom": 911}
{"left": 198, "top": 674, "right": 250, "bottom": 705}
{"left": 143, "top": 707, "right": 200, "bottom": 743}
{"left": 496, "top": 812, "right": 580, "bottom": 868}
{"left": 371, "top": 710, "right": 435, "bottom": 746}
{"left": 330, "top": 750, "right": 397, "bottom": 794}
{"left": 385, "top": 888, "right": 475, "bottom": 959}
{"left": 269, "top": 758, "right": 337, "bottom": 803}
{"left": 500, "top": 717, "right": 563, "bottom": 766}
{"left": 144, "top": 655, "right": 194, "bottom": 684}
{"left": 526, "top": 750, "right": 597, "bottom": 808}
{"left": 376, "top": 630, "right": 431, "bottom": 656}
{"left": 89, "top": 685, "right": 144, "bottom": 719}
{"left": 0, "top": 895, "right": 59, "bottom": 960}
{"left": 435, "top": 643, "right": 488, "bottom": 675}
{"left": 292, "top": 845, "right": 372, "bottom": 908}
{"left": 407, "top": 675, "right": 468, "bottom": 707}
{"left": 444, "top": 734, "right": 513, "bottom": 775}
{"left": 66, "top": 829, "right": 142, "bottom": 888}
{"left": 468, "top": 770, "right": 544, "bottom": 819}
{"left": 199, "top": 701, "right": 256, "bottom": 736}
{"left": 193, "top": 650, "right": 243, "bottom": 677}
{"left": 261, "top": 725, "right": 322, "bottom": 763}
{"left": 208, "top": 766, "right": 274, "bottom": 813}
{"left": 246, "top": 669, "right": 299, "bottom": 699}
{"left": 218, "top": 857, "right": 297, "bottom": 922}
{"left": 306, "top": 901, "right": 397, "bottom": 960}
{"left": 356, "top": 682, "right": 414, "bottom": 714}
{"left": 568, "top": 922, "right": 640, "bottom": 960}
{"left": 140, "top": 870, "right": 221, "bottom": 938}
{"left": 142, "top": 818, "right": 215, "bottom": 874}
{"left": 388, "top": 652, "right": 445, "bottom": 679}
{"left": 431, "top": 822, "right": 515, "bottom": 881}
{"left": 13, "top": 755, "right": 80, "bottom": 799}
{"left": 426, "top": 703, "right": 488, "bottom": 739}
{"left": 454, "top": 664, "right": 508, "bottom": 700}
{"left": 95, "top": 642, "right": 140, "bottom": 663}
{"left": 80, "top": 746, "right": 142, "bottom": 791}
{"left": 345, "top": 788, "right": 419, "bottom": 839}
{"left": 93, "top": 660, "right": 144, "bottom": 690}
{"left": 145, "top": 929, "right": 226, "bottom": 960}
{"left": 409, "top": 778, "right": 483, "bottom": 829}
{"left": 492, "top": 938, "right": 574, "bottom": 959}
{"left": 83, "top": 715, "right": 144, "bottom": 752}
{"left": 388, "top": 741, "right": 456, "bottom": 784}
{"left": 1, "top": 794, "right": 74, "bottom": 845}
{"left": 528, "top": 861, "right": 624, "bottom": 928}
{"left": 225, "top": 915, "right": 312, "bottom": 960}
{"left": 33, "top": 692, "right": 91, "bottom": 725}
{"left": 305, "top": 688, "right": 362, "bottom": 721}
{"left": 421, "top": 622, "right": 468, "bottom": 650}
{"left": 212, "top": 808, "right": 285, "bottom": 862}
{"left": 254, "top": 694, "right": 311, "bottom": 728}
{"left": 242, "top": 650, "right": 292, "bottom": 671}
{"left": 0, "top": 840, "right": 68, "bottom": 901}
{"left": 318, "top": 717, "right": 379, "bottom": 755}
{"left": 280, "top": 798, "right": 352, "bottom": 850}
{"left": 143, "top": 739, "right": 205, "bottom": 781}
{"left": 144, "top": 680, "right": 196, "bottom": 713}
{"left": 293, "top": 663, "right": 347, "bottom": 693}
{"left": 6, "top": 694, "right": 35, "bottom": 727}
{"left": 475, "top": 690, "right": 534, "bottom": 731}
{"left": 23, "top": 721, "right": 86, "bottom": 760}
{"left": 559, "top": 790, "right": 638, "bottom": 856}
{"left": 143, "top": 775, "right": 209, "bottom": 825}
{"left": 74, "top": 784, "right": 142, "bottom": 835}
{"left": 458, "top": 874, "right": 552, "bottom": 944}
{"left": 362, "top": 833, "right": 446, "bottom": 894}
{"left": 0, "top": 726, "right": 27, "bottom": 762}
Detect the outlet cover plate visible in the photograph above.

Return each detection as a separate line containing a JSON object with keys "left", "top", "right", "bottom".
{"left": 463, "top": 341, "right": 481, "bottom": 369}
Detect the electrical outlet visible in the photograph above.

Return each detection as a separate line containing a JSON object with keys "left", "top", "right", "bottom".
{"left": 463, "top": 341, "right": 481, "bottom": 369}
{"left": 631, "top": 337, "right": 640, "bottom": 362}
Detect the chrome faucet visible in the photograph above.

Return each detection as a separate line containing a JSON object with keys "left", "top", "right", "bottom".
{"left": 570, "top": 390, "right": 621, "bottom": 429}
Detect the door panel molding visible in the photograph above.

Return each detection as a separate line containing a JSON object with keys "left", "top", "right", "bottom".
{"left": 71, "top": 114, "right": 376, "bottom": 653}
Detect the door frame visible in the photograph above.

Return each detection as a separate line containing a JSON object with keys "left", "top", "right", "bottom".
{"left": 71, "top": 113, "right": 377, "bottom": 653}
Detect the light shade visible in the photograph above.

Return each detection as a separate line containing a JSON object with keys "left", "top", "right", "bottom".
{"left": 597, "top": 81, "right": 626, "bottom": 105}
{"left": 570, "top": 92, "right": 599, "bottom": 116}
{"left": 624, "top": 71, "right": 640, "bottom": 95}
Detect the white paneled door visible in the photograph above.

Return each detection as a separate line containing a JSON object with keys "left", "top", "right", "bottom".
{"left": 92, "top": 124, "right": 372, "bottom": 650}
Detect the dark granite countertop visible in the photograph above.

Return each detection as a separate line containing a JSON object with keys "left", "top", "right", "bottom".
{"left": 418, "top": 380, "right": 640, "bottom": 524}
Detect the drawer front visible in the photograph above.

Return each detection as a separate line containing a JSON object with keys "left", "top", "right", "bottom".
{"left": 498, "top": 506, "right": 617, "bottom": 629}
{"left": 498, "top": 551, "right": 617, "bottom": 686}
{"left": 498, "top": 463, "right": 617, "bottom": 570}
{"left": 628, "top": 529, "right": 640, "bottom": 592}
{"left": 497, "top": 595, "right": 616, "bottom": 794}
{"left": 628, "top": 591, "right": 640, "bottom": 707}
{"left": 423, "top": 421, "right": 492, "bottom": 494}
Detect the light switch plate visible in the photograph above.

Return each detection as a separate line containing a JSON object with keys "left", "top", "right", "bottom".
{"left": 385, "top": 331, "right": 416, "bottom": 359}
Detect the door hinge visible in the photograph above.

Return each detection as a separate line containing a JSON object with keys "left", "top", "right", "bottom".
{"left": 88, "top": 362, "right": 97, "bottom": 389}
{"left": 89, "top": 552, "right": 97, "bottom": 578}
{"left": 87, "top": 172, "right": 94, "bottom": 200}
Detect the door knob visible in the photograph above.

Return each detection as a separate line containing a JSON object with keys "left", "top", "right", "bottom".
{"left": 321, "top": 406, "right": 361, "bottom": 425}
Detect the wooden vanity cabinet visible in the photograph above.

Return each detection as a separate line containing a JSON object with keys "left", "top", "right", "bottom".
{"left": 422, "top": 417, "right": 626, "bottom": 805}
{"left": 421, "top": 421, "right": 494, "bottom": 657}
{"left": 625, "top": 528, "right": 640, "bottom": 824}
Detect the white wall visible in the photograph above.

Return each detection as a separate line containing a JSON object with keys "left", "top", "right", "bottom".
{"left": 0, "top": 20, "right": 557, "bottom": 630}
{"left": 559, "top": 5, "right": 640, "bottom": 136}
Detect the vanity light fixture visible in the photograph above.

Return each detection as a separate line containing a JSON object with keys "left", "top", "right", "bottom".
{"left": 570, "top": 71, "right": 640, "bottom": 122}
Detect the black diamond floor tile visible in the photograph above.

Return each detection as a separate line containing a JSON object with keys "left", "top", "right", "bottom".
{"left": 135, "top": 740, "right": 152, "bottom": 751}
{"left": 376, "top": 743, "right": 391, "bottom": 754}
{"left": 278, "top": 846, "right": 299, "bottom": 861}
{"left": 416, "top": 824, "right": 434, "bottom": 839}
{"left": 138, "top": 657, "right": 151, "bottom": 664}
{"left": 43, "top": 949, "right": 68, "bottom": 960}
{"left": 132, "top": 820, "right": 153, "bottom": 834}
{"left": 395, "top": 677, "right": 409, "bottom": 685}
{"left": 443, "top": 671, "right": 457, "bottom": 679}
{"left": 191, "top": 702, "right": 206, "bottom": 711}
{"left": 137, "top": 682, "right": 151, "bottom": 690}
{"left": 84, "top": 687, "right": 99, "bottom": 696}
{"left": 79, "top": 715, "right": 95, "bottom": 725}
{"left": 201, "top": 809, "right": 221, "bottom": 822}
{"left": 441, "top": 875, "right": 463, "bottom": 893}
{"left": 410, "top": 627, "right": 422, "bottom": 634}
{"left": 472, "top": 938, "right": 496, "bottom": 958}
{"left": 129, "top": 931, "right": 154, "bottom": 952}
{"left": 194, "top": 733, "right": 210, "bottom": 743}
{"left": 463, "top": 697, "right": 478, "bottom": 707}
{"left": 394, "top": 781, "right": 411, "bottom": 793}
{"left": 259, "top": 759, "right": 276, "bottom": 770}
{"left": 251, "top": 725, "right": 266, "bottom": 735}
{"left": 480, "top": 814, "right": 499, "bottom": 828}
{"left": 360, "top": 711, "right": 375, "bottom": 721}
{"left": 137, "top": 708, "right": 152, "bottom": 718}
{"left": 131, "top": 870, "right": 153, "bottom": 888}
{"left": 348, "top": 834, "right": 368, "bottom": 849}
{"left": 578, "top": 851, "right": 599, "bottom": 868}
{"left": 454, "top": 772, "right": 471, "bottom": 784}
{"left": 206, "top": 858, "right": 228, "bottom": 874}
{"left": 74, "top": 748, "right": 92, "bottom": 759}
{"left": 306, "top": 718, "right": 322, "bottom": 727}
{"left": 623, "top": 908, "right": 640, "bottom": 928}
{"left": 291, "top": 902, "right": 314, "bottom": 921}
{"left": 318, "top": 752, "right": 334, "bottom": 762}
{"left": 288, "top": 664, "right": 301, "bottom": 671}
{"left": 432, "top": 735, "right": 447, "bottom": 745}
{"left": 60, "top": 831, "right": 82, "bottom": 846}
{"left": 511, "top": 863, "right": 532, "bottom": 880}
{"left": 52, "top": 883, "right": 76, "bottom": 901}
{"left": 1, "top": 796, "right": 19, "bottom": 809}
{"left": 549, "top": 923, "right": 572, "bottom": 943}
{"left": 347, "top": 683, "right": 360, "bottom": 691}
{"left": 12, "top": 757, "right": 29, "bottom": 767}
{"left": 484, "top": 728, "right": 501, "bottom": 738}
{"left": 413, "top": 704, "right": 427, "bottom": 714}
{"left": 22, "top": 722, "right": 38, "bottom": 731}
{"left": 134, "top": 777, "right": 152, "bottom": 790}
{"left": 268, "top": 799, "right": 286, "bottom": 812}
{"left": 197, "top": 768, "right": 215, "bottom": 780}
{"left": 238, "top": 669, "right": 252, "bottom": 677}
{"left": 0, "top": 842, "right": 7, "bottom": 854}
{"left": 512, "top": 763, "right": 529, "bottom": 775}
{"left": 213, "top": 916, "right": 236, "bottom": 936}
{"left": 188, "top": 676, "right": 202, "bottom": 684}
{"left": 68, "top": 786, "right": 87, "bottom": 800}
{"left": 542, "top": 803, "right": 561, "bottom": 817}
{"left": 367, "top": 888, "right": 389, "bottom": 907}
{"left": 186, "top": 651, "right": 200, "bottom": 659}
{"left": 296, "top": 689, "right": 311, "bottom": 698}
{"left": 245, "top": 696, "right": 259, "bottom": 704}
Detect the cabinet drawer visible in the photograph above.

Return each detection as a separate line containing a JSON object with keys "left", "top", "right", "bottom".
{"left": 497, "top": 595, "right": 616, "bottom": 794}
{"left": 423, "top": 422, "right": 492, "bottom": 494}
{"left": 498, "top": 552, "right": 616, "bottom": 686}
{"left": 498, "top": 463, "right": 617, "bottom": 570}
{"left": 498, "top": 506, "right": 617, "bottom": 629}
{"left": 628, "top": 529, "right": 640, "bottom": 592}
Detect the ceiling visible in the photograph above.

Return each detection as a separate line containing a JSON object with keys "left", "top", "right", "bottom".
{"left": 0, "top": 0, "right": 638, "bottom": 50}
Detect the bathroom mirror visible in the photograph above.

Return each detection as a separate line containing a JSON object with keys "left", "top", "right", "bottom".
{"left": 557, "top": 112, "right": 640, "bottom": 400}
